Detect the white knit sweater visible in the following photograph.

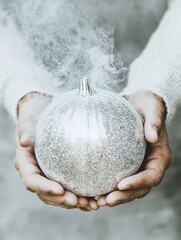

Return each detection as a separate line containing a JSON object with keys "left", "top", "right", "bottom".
{"left": 0, "top": 0, "right": 181, "bottom": 121}
{"left": 0, "top": 17, "right": 58, "bottom": 120}
{"left": 122, "top": 0, "right": 181, "bottom": 121}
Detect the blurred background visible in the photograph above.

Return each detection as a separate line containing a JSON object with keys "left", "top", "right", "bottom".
{"left": 0, "top": 0, "right": 181, "bottom": 239}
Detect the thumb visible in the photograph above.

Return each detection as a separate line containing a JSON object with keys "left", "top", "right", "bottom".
{"left": 127, "top": 91, "right": 167, "bottom": 144}
{"left": 17, "top": 93, "right": 50, "bottom": 148}
{"left": 144, "top": 110, "right": 163, "bottom": 144}
{"left": 18, "top": 123, "right": 34, "bottom": 148}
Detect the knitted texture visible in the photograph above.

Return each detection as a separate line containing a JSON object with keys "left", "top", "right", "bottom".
{"left": 0, "top": 13, "right": 57, "bottom": 120}
{"left": 122, "top": 0, "right": 181, "bottom": 121}
{"left": 1, "top": 0, "right": 181, "bottom": 121}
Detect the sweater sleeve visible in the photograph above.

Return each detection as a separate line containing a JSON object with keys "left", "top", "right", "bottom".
{"left": 121, "top": 0, "right": 181, "bottom": 121}
{"left": 0, "top": 18, "right": 57, "bottom": 121}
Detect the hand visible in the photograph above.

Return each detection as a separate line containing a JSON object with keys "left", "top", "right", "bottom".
{"left": 15, "top": 92, "right": 99, "bottom": 211}
{"left": 97, "top": 90, "right": 173, "bottom": 207}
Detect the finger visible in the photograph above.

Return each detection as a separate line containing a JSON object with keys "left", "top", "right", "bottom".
{"left": 143, "top": 101, "right": 166, "bottom": 144}
{"left": 118, "top": 165, "right": 164, "bottom": 190}
{"left": 144, "top": 120, "right": 159, "bottom": 144}
{"left": 15, "top": 146, "right": 64, "bottom": 195}
{"left": 106, "top": 189, "right": 151, "bottom": 207}
{"left": 20, "top": 131, "right": 34, "bottom": 148}
{"left": 128, "top": 91, "right": 166, "bottom": 144}
{"left": 39, "top": 198, "right": 76, "bottom": 209}
{"left": 78, "top": 197, "right": 100, "bottom": 211}
{"left": 118, "top": 135, "right": 171, "bottom": 191}
{"left": 89, "top": 199, "right": 100, "bottom": 211}
{"left": 78, "top": 207, "right": 91, "bottom": 212}
{"left": 144, "top": 113, "right": 163, "bottom": 144}
{"left": 18, "top": 123, "right": 34, "bottom": 147}
{"left": 97, "top": 195, "right": 107, "bottom": 207}
{"left": 78, "top": 196, "right": 100, "bottom": 211}
{"left": 17, "top": 94, "right": 51, "bottom": 148}
{"left": 78, "top": 197, "right": 89, "bottom": 207}
{"left": 38, "top": 191, "right": 78, "bottom": 207}
{"left": 23, "top": 174, "right": 64, "bottom": 195}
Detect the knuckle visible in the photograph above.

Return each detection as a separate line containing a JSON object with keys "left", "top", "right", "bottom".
{"left": 24, "top": 177, "right": 35, "bottom": 192}
{"left": 153, "top": 168, "right": 164, "bottom": 186}
{"left": 154, "top": 118, "right": 162, "bottom": 128}
{"left": 147, "top": 117, "right": 162, "bottom": 132}
{"left": 150, "top": 96, "right": 166, "bottom": 119}
{"left": 37, "top": 194, "right": 45, "bottom": 202}
{"left": 125, "top": 183, "right": 135, "bottom": 190}
{"left": 153, "top": 94, "right": 166, "bottom": 110}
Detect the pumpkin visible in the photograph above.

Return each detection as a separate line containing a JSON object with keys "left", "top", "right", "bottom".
{"left": 35, "top": 78, "right": 146, "bottom": 197}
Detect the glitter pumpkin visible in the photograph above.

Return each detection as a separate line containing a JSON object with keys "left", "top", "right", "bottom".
{"left": 35, "top": 78, "right": 146, "bottom": 197}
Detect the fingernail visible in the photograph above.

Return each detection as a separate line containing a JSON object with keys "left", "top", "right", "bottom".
{"left": 118, "top": 180, "right": 130, "bottom": 190}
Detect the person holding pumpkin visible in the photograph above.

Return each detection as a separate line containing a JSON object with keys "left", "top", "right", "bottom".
{"left": 0, "top": 0, "right": 180, "bottom": 211}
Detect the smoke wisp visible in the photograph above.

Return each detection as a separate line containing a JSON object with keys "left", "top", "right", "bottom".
{"left": 1, "top": 0, "right": 127, "bottom": 91}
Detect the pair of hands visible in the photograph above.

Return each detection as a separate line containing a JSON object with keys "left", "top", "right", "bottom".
{"left": 14, "top": 91, "right": 173, "bottom": 211}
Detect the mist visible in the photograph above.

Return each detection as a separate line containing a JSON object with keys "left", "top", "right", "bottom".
{"left": 0, "top": 0, "right": 127, "bottom": 92}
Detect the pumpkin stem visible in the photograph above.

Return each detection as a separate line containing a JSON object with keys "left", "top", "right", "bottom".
{"left": 79, "top": 77, "right": 97, "bottom": 96}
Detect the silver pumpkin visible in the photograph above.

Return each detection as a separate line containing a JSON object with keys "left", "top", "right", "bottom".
{"left": 35, "top": 78, "right": 146, "bottom": 197}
